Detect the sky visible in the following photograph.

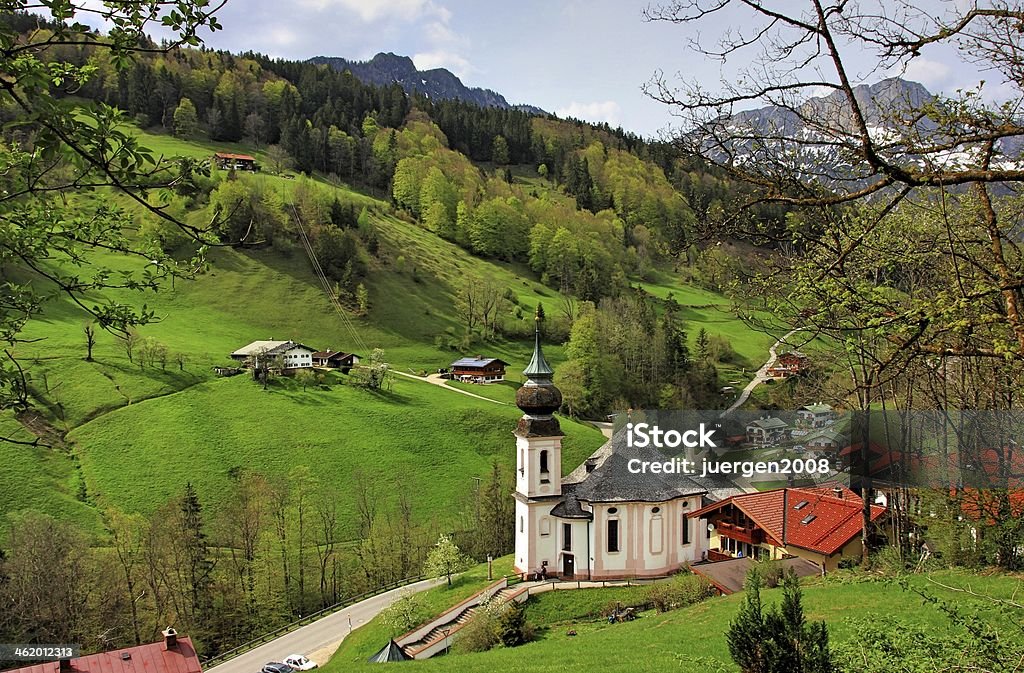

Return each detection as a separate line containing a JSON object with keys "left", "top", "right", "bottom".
{"left": 84, "top": 0, "right": 1005, "bottom": 138}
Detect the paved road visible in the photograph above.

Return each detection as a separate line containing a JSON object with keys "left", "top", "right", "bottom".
{"left": 392, "top": 370, "right": 508, "bottom": 405}
{"left": 720, "top": 328, "right": 806, "bottom": 418}
{"left": 205, "top": 578, "right": 442, "bottom": 673}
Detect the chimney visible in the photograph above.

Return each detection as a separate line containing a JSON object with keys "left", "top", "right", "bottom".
{"left": 833, "top": 486, "right": 843, "bottom": 499}
{"left": 585, "top": 458, "right": 598, "bottom": 473}
{"left": 162, "top": 626, "right": 178, "bottom": 650}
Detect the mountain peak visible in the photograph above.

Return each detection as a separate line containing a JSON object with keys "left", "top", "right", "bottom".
{"left": 307, "top": 52, "right": 546, "bottom": 114}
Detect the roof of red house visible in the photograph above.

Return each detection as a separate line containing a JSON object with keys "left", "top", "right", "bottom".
{"left": 690, "top": 485, "right": 886, "bottom": 556}
{"left": 214, "top": 152, "right": 256, "bottom": 161}
{"left": 2, "top": 637, "right": 201, "bottom": 673}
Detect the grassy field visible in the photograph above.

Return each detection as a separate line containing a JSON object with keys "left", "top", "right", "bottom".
{"left": 323, "top": 569, "right": 1024, "bottom": 673}
{"left": 3, "top": 125, "right": 772, "bottom": 537}
{"left": 67, "top": 373, "right": 604, "bottom": 531}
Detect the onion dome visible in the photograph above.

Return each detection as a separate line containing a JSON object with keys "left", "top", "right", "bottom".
{"left": 515, "top": 310, "right": 563, "bottom": 437}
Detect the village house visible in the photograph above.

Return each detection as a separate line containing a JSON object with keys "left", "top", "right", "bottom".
{"left": 797, "top": 402, "right": 835, "bottom": 428}
{"left": 513, "top": 321, "right": 741, "bottom": 580}
{"left": 5, "top": 629, "right": 201, "bottom": 673}
{"left": 230, "top": 340, "right": 317, "bottom": 370}
{"left": 213, "top": 152, "right": 258, "bottom": 171}
{"left": 450, "top": 356, "right": 508, "bottom": 383}
{"left": 746, "top": 416, "right": 790, "bottom": 446}
{"left": 767, "top": 351, "right": 811, "bottom": 378}
{"left": 311, "top": 349, "right": 361, "bottom": 371}
{"left": 804, "top": 428, "right": 845, "bottom": 451}
{"left": 690, "top": 485, "right": 886, "bottom": 572}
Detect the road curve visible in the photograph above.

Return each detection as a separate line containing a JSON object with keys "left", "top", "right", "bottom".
{"left": 205, "top": 578, "right": 443, "bottom": 673}
{"left": 720, "top": 328, "right": 806, "bottom": 418}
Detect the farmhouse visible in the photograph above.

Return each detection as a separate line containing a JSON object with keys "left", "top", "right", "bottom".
{"left": 804, "top": 428, "right": 845, "bottom": 451}
{"left": 312, "top": 349, "right": 361, "bottom": 370}
{"left": 767, "top": 351, "right": 810, "bottom": 378}
{"left": 513, "top": 322, "right": 741, "bottom": 580}
{"left": 690, "top": 485, "right": 886, "bottom": 572}
{"left": 230, "top": 340, "right": 317, "bottom": 370}
{"left": 797, "top": 402, "right": 835, "bottom": 428}
{"left": 213, "top": 152, "right": 258, "bottom": 171}
{"left": 450, "top": 356, "right": 508, "bottom": 382}
{"left": 4, "top": 629, "right": 202, "bottom": 673}
{"left": 746, "top": 416, "right": 789, "bottom": 446}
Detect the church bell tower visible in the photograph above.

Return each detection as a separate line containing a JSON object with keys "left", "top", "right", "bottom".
{"left": 513, "top": 310, "right": 563, "bottom": 575}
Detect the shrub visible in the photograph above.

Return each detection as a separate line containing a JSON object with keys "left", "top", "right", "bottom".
{"left": 381, "top": 590, "right": 425, "bottom": 637}
{"left": 453, "top": 610, "right": 500, "bottom": 653}
{"left": 753, "top": 559, "right": 784, "bottom": 588}
{"left": 645, "top": 574, "right": 715, "bottom": 613}
{"left": 497, "top": 601, "right": 533, "bottom": 647}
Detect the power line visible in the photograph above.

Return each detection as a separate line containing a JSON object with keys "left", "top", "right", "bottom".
{"left": 291, "top": 205, "right": 370, "bottom": 356}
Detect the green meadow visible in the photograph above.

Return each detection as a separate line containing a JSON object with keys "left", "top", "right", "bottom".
{"left": 4, "top": 126, "right": 771, "bottom": 537}
{"left": 68, "top": 374, "right": 603, "bottom": 529}
{"left": 325, "top": 568, "right": 1024, "bottom": 673}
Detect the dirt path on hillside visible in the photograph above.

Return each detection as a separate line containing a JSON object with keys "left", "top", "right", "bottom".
{"left": 392, "top": 370, "right": 509, "bottom": 405}
{"left": 720, "top": 328, "right": 806, "bottom": 418}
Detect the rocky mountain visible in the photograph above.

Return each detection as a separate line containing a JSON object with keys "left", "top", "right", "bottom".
{"left": 711, "top": 78, "right": 1022, "bottom": 184}
{"left": 309, "top": 52, "right": 546, "bottom": 114}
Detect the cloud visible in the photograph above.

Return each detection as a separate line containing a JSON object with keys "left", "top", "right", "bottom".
{"left": 296, "top": 0, "right": 437, "bottom": 22}
{"left": 903, "top": 57, "right": 952, "bottom": 88}
{"left": 556, "top": 100, "right": 623, "bottom": 126}
{"left": 413, "top": 50, "right": 473, "bottom": 78}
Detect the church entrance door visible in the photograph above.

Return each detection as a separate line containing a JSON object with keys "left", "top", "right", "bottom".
{"left": 562, "top": 554, "right": 575, "bottom": 578}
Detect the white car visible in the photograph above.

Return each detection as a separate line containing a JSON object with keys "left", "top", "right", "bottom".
{"left": 284, "top": 656, "right": 317, "bottom": 671}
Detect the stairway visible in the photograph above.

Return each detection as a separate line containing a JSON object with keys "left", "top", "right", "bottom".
{"left": 402, "top": 607, "right": 477, "bottom": 657}
{"left": 400, "top": 582, "right": 530, "bottom": 658}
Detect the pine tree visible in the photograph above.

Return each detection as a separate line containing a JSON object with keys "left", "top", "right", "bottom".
{"left": 728, "top": 571, "right": 767, "bottom": 673}
{"left": 696, "top": 328, "right": 710, "bottom": 361}
{"left": 726, "top": 569, "right": 834, "bottom": 673}
{"left": 180, "top": 482, "right": 213, "bottom": 627}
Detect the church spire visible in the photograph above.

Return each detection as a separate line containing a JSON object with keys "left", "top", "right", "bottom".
{"left": 515, "top": 305, "right": 563, "bottom": 437}
{"left": 523, "top": 307, "right": 553, "bottom": 381}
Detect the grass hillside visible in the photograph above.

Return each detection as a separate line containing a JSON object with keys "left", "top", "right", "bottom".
{"left": 67, "top": 374, "right": 603, "bottom": 530}
{"left": 325, "top": 570, "right": 1024, "bottom": 673}
{"left": 3, "top": 126, "right": 771, "bottom": 536}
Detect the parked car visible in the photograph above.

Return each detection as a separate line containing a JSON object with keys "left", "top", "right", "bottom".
{"left": 262, "top": 663, "right": 295, "bottom": 673}
{"left": 284, "top": 655, "right": 317, "bottom": 671}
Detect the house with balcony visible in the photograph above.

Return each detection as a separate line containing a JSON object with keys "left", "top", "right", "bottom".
{"left": 746, "top": 416, "right": 790, "bottom": 446}
{"left": 689, "top": 485, "right": 887, "bottom": 572}
{"left": 797, "top": 402, "right": 835, "bottom": 428}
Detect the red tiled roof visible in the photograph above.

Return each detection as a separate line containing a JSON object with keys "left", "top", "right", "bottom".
{"left": 3, "top": 638, "right": 202, "bottom": 673}
{"left": 691, "top": 485, "right": 886, "bottom": 556}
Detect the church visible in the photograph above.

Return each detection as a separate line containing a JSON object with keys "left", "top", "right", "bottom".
{"left": 513, "top": 322, "right": 741, "bottom": 580}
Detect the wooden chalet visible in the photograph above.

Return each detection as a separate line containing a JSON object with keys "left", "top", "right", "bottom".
{"left": 449, "top": 356, "right": 508, "bottom": 382}
{"left": 767, "top": 351, "right": 810, "bottom": 377}
{"left": 690, "top": 485, "right": 886, "bottom": 571}
{"left": 746, "top": 416, "right": 789, "bottom": 446}
{"left": 213, "top": 152, "right": 258, "bottom": 171}
{"left": 311, "top": 350, "right": 361, "bottom": 371}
